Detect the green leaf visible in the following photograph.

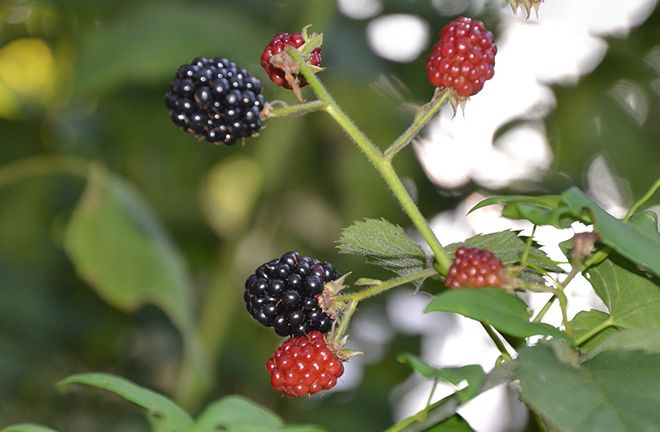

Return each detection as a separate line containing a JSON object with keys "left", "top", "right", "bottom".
{"left": 583, "top": 328, "right": 660, "bottom": 360}
{"left": 397, "top": 353, "right": 485, "bottom": 402}
{"left": 426, "top": 415, "right": 474, "bottom": 432}
{"left": 0, "top": 425, "right": 58, "bottom": 432}
{"left": 516, "top": 342, "right": 660, "bottom": 432}
{"left": 74, "top": 3, "right": 267, "bottom": 97}
{"left": 570, "top": 310, "right": 617, "bottom": 352}
{"left": 587, "top": 256, "right": 660, "bottom": 329}
{"left": 191, "top": 396, "right": 323, "bottom": 432}
{"left": 470, "top": 195, "right": 574, "bottom": 228}
{"left": 337, "top": 219, "right": 427, "bottom": 276}
{"left": 445, "top": 231, "right": 562, "bottom": 272}
{"left": 562, "top": 187, "right": 660, "bottom": 276}
{"left": 63, "top": 165, "right": 209, "bottom": 408}
{"left": 425, "top": 288, "right": 566, "bottom": 340}
{"left": 469, "top": 195, "right": 564, "bottom": 214}
{"left": 58, "top": 373, "right": 193, "bottom": 431}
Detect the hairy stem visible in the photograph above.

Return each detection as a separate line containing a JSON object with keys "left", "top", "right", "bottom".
{"left": 288, "top": 49, "right": 452, "bottom": 273}
{"left": 266, "top": 100, "right": 326, "bottom": 118}
{"left": 337, "top": 268, "right": 437, "bottom": 302}
{"left": 532, "top": 294, "right": 556, "bottom": 323}
{"left": 520, "top": 224, "right": 537, "bottom": 268}
{"left": 384, "top": 90, "right": 450, "bottom": 160}
{"left": 624, "top": 178, "right": 660, "bottom": 222}
{"left": 332, "top": 299, "right": 358, "bottom": 345}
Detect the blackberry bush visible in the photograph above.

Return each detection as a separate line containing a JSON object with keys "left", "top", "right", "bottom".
{"left": 164, "top": 57, "right": 266, "bottom": 145}
{"left": 244, "top": 251, "right": 339, "bottom": 337}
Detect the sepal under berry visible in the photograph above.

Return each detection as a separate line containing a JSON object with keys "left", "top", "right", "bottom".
{"left": 504, "top": 0, "right": 543, "bottom": 18}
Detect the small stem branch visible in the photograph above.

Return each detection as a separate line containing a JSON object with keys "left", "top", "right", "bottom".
{"left": 480, "top": 323, "right": 512, "bottom": 362}
{"left": 265, "top": 100, "right": 326, "bottom": 118}
{"left": 336, "top": 268, "right": 437, "bottom": 302}
{"left": 289, "top": 49, "right": 452, "bottom": 273}
{"left": 332, "top": 299, "right": 358, "bottom": 345}
{"left": 384, "top": 90, "right": 450, "bottom": 160}
{"left": 520, "top": 225, "right": 537, "bottom": 268}
{"left": 532, "top": 294, "right": 556, "bottom": 323}
{"left": 624, "top": 178, "right": 660, "bottom": 222}
{"left": 575, "top": 319, "right": 614, "bottom": 346}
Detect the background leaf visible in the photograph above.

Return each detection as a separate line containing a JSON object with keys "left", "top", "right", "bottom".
{"left": 57, "top": 373, "right": 193, "bottom": 432}
{"left": 516, "top": 343, "right": 660, "bottom": 432}
{"left": 582, "top": 328, "right": 660, "bottom": 360}
{"left": 0, "top": 425, "right": 58, "bottom": 432}
{"left": 337, "top": 218, "right": 427, "bottom": 276}
{"left": 425, "top": 288, "right": 566, "bottom": 340}
{"left": 570, "top": 310, "right": 617, "bottom": 352}
{"left": 397, "top": 353, "right": 485, "bottom": 402}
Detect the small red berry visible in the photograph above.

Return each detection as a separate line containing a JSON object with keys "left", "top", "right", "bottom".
{"left": 261, "top": 32, "right": 322, "bottom": 90}
{"left": 426, "top": 17, "right": 496, "bottom": 98}
{"left": 445, "top": 247, "right": 505, "bottom": 289}
{"left": 266, "top": 331, "right": 344, "bottom": 397}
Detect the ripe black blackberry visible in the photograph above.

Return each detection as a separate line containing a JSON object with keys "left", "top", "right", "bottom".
{"left": 244, "top": 252, "right": 340, "bottom": 337}
{"left": 164, "top": 57, "right": 266, "bottom": 145}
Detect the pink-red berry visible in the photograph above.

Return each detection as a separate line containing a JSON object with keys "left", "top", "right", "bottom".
{"left": 261, "top": 32, "right": 322, "bottom": 89}
{"left": 266, "top": 331, "right": 344, "bottom": 397}
{"left": 426, "top": 17, "right": 496, "bottom": 98}
{"left": 445, "top": 247, "right": 505, "bottom": 289}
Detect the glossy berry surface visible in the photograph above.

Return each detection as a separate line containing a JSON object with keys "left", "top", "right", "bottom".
{"left": 260, "top": 32, "right": 322, "bottom": 89}
{"left": 426, "top": 16, "right": 496, "bottom": 98}
{"left": 445, "top": 247, "right": 505, "bottom": 289}
{"left": 164, "top": 57, "right": 265, "bottom": 145}
{"left": 266, "top": 331, "right": 344, "bottom": 397}
{"left": 244, "top": 252, "right": 339, "bottom": 337}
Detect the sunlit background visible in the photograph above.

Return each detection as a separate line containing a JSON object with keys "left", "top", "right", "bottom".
{"left": 0, "top": 0, "right": 658, "bottom": 431}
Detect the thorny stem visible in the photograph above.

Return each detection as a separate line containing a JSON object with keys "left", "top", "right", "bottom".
{"left": 288, "top": 48, "right": 452, "bottom": 274}
{"left": 480, "top": 322, "right": 512, "bottom": 362}
{"left": 332, "top": 299, "right": 358, "bottom": 345}
{"left": 336, "top": 268, "right": 437, "bottom": 302}
{"left": 266, "top": 100, "right": 326, "bottom": 118}
{"left": 384, "top": 90, "right": 450, "bottom": 160}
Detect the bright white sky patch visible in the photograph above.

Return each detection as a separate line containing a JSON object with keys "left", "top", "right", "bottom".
{"left": 367, "top": 14, "right": 430, "bottom": 62}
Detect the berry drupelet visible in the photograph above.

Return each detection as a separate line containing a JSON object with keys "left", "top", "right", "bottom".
{"left": 426, "top": 17, "right": 497, "bottom": 98}
{"left": 261, "top": 32, "right": 322, "bottom": 89}
{"left": 266, "top": 331, "right": 344, "bottom": 397}
{"left": 244, "top": 252, "right": 339, "bottom": 337}
{"left": 445, "top": 247, "right": 505, "bottom": 289}
{"left": 164, "top": 57, "right": 266, "bottom": 145}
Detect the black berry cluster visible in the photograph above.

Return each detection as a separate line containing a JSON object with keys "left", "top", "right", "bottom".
{"left": 244, "top": 252, "right": 340, "bottom": 337}
{"left": 164, "top": 57, "right": 266, "bottom": 145}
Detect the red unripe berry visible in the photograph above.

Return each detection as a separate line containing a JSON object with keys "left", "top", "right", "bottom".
{"left": 266, "top": 331, "right": 344, "bottom": 397}
{"left": 445, "top": 247, "right": 505, "bottom": 289}
{"left": 261, "top": 32, "right": 322, "bottom": 89}
{"left": 426, "top": 17, "right": 497, "bottom": 98}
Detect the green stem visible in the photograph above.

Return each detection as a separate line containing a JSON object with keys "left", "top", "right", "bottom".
{"left": 336, "top": 268, "right": 437, "bottom": 302}
{"left": 384, "top": 90, "right": 450, "bottom": 160}
{"left": 288, "top": 49, "right": 452, "bottom": 274}
{"left": 575, "top": 319, "right": 614, "bottom": 346}
{"left": 480, "top": 322, "right": 512, "bottom": 362}
{"left": 532, "top": 294, "right": 556, "bottom": 323}
{"left": 0, "top": 155, "right": 90, "bottom": 189}
{"left": 332, "top": 299, "right": 358, "bottom": 345}
{"left": 520, "top": 225, "right": 537, "bottom": 268}
{"left": 266, "top": 100, "right": 326, "bottom": 118}
{"left": 624, "top": 178, "right": 660, "bottom": 222}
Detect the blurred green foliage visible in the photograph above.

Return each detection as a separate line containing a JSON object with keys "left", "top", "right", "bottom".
{"left": 0, "top": 1, "right": 658, "bottom": 431}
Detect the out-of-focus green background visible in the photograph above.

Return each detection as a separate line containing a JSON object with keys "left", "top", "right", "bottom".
{"left": 0, "top": 1, "right": 658, "bottom": 431}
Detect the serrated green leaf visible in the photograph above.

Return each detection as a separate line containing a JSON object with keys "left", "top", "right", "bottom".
{"left": 562, "top": 188, "right": 660, "bottom": 276}
{"left": 191, "top": 396, "right": 323, "bottom": 432}
{"left": 58, "top": 373, "right": 193, "bottom": 432}
{"left": 398, "top": 353, "right": 485, "bottom": 402}
{"left": 0, "top": 425, "right": 58, "bottom": 432}
{"left": 337, "top": 219, "right": 427, "bottom": 276}
{"left": 425, "top": 288, "right": 567, "bottom": 340}
{"left": 587, "top": 256, "right": 660, "bottom": 329}
{"left": 445, "top": 230, "right": 562, "bottom": 272}
{"left": 516, "top": 342, "right": 660, "bottom": 432}
{"left": 570, "top": 310, "right": 617, "bottom": 352}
